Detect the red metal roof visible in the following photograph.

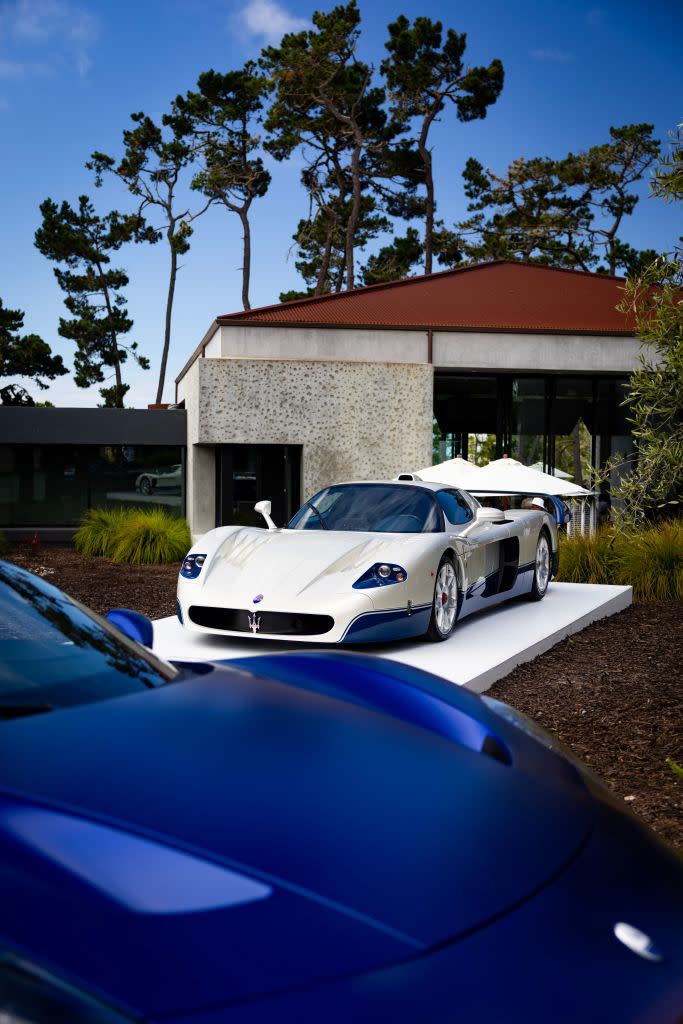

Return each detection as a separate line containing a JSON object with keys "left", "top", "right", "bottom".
{"left": 217, "top": 260, "right": 634, "bottom": 334}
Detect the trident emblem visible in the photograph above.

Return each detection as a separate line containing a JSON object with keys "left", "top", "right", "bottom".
{"left": 247, "top": 612, "right": 261, "bottom": 634}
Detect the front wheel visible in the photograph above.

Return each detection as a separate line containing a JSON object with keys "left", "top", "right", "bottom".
{"left": 529, "top": 530, "right": 551, "bottom": 601}
{"left": 426, "top": 555, "right": 459, "bottom": 641}
{"left": 139, "top": 476, "right": 152, "bottom": 496}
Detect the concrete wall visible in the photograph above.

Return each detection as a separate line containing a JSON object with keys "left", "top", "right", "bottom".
{"left": 184, "top": 356, "right": 433, "bottom": 537}
{"left": 216, "top": 324, "right": 427, "bottom": 364}
{"left": 176, "top": 324, "right": 642, "bottom": 405}
{"left": 433, "top": 331, "right": 642, "bottom": 374}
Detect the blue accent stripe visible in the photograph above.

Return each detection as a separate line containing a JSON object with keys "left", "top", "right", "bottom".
{"left": 342, "top": 605, "right": 432, "bottom": 643}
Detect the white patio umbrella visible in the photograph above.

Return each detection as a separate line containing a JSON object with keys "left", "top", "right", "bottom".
{"left": 476, "top": 456, "right": 590, "bottom": 496}
{"left": 417, "top": 455, "right": 484, "bottom": 487}
{"left": 528, "top": 461, "right": 572, "bottom": 480}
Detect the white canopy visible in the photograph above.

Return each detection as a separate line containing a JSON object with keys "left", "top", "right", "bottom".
{"left": 417, "top": 456, "right": 484, "bottom": 487}
{"left": 475, "top": 457, "right": 591, "bottom": 496}
{"left": 528, "top": 461, "right": 572, "bottom": 480}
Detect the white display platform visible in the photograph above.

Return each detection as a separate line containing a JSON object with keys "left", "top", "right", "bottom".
{"left": 153, "top": 582, "right": 632, "bottom": 694}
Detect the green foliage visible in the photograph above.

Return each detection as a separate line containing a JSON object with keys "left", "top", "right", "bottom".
{"left": 666, "top": 757, "right": 683, "bottom": 778}
{"left": 448, "top": 124, "right": 660, "bottom": 274}
{"left": 74, "top": 506, "right": 130, "bottom": 557}
{"left": 651, "top": 123, "right": 683, "bottom": 204}
{"left": 110, "top": 507, "right": 191, "bottom": 565}
{"left": 88, "top": 109, "right": 210, "bottom": 403}
{"left": 381, "top": 14, "right": 503, "bottom": 273}
{"left": 261, "top": 0, "right": 391, "bottom": 291}
{"left": 557, "top": 521, "right": 682, "bottom": 600}
{"left": 361, "top": 227, "right": 423, "bottom": 285}
{"left": 556, "top": 527, "right": 623, "bottom": 587}
{"left": 1, "top": 297, "right": 67, "bottom": 405}
{"left": 75, "top": 506, "right": 190, "bottom": 564}
{"left": 599, "top": 255, "right": 683, "bottom": 527}
{"left": 35, "top": 196, "right": 155, "bottom": 407}
{"left": 290, "top": 195, "right": 390, "bottom": 294}
{"left": 614, "top": 521, "right": 683, "bottom": 600}
{"left": 171, "top": 62, "right": 271, "bottom": 310}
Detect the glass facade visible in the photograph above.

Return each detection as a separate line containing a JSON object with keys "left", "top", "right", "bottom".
{"left": 0, "top": 444, "right": 185, "bottom": 528}
{"left": 433, "top": 372, "right": 632, "bottom": 492}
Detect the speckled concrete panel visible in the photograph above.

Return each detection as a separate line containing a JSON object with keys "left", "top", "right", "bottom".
{"left": 189, "top": 357, "right": 432, "bottom": 507}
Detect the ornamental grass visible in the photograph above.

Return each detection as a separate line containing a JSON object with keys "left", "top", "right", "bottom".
{"left": 74, "top": 506, "right": 129, "bottom": 558}
{"left": 557, "top": 520, "right": 682, "bottom": 601}
{"left": 75, "top": 506, "right": 190, "bottom": 565}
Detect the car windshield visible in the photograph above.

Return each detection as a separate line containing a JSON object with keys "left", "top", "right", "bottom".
{"left": 0, "top": 560, "right": 177, "bottom": 720}
{"left": 287, "top": 484, "right": 442, "bottom": 533}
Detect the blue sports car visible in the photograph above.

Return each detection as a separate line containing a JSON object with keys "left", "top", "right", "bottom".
{"left": 0, "top": 559, "right": 681, "bottom": 1023}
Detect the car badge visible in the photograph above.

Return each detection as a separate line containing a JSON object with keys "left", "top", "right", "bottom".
{"left": 253, "top": 594, "right": 263, "bottom": 604}
{"left": 247, "top": 612, "right": 261, "bottom": 634}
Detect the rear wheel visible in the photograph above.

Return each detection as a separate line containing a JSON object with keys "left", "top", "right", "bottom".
{"left": 529, "top": 530, "right": 551, "bottom": 601}
{"left": 426, "top": 555, "right": 459, "bottom": 641}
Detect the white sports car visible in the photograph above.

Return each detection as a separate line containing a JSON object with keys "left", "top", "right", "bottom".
{"left": 177, "top": 477, "right": 559, "bottom": 644}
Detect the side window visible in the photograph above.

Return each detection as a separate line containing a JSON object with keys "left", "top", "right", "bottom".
{"left": 437, "top": 489, "right": 474, "bottom": 526}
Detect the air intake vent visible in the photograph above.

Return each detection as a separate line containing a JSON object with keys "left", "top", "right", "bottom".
{"left": 189, "top": 607, "right": 334, "bottom": 636}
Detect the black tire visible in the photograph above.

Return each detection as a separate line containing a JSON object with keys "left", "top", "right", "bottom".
{"left": 139, "top": 476, "right": 152, "bottom": 496}
{"left": 529, "top": 529, "right": 551, "bottom": 601}
{"left": 426, "top": 555, "right": 459, "bottom": 641}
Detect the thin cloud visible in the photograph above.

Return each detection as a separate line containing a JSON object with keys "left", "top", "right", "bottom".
{"left": 0, "top": 0, "right": 98, "bottom": 77}
{"left": 233, "top": 0, "right": 308, "bottom": 46}
{"left": 530, "top": 47, "right": 574, "bottom": 62}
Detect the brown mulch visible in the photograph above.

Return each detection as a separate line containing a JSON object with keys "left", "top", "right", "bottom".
{"left": 6, "top": 548, "right": 682, "bottom": 850}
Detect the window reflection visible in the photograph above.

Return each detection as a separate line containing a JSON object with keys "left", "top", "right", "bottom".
{"left": 0, "top": 445, "right": 185, "bottom": 528}
{"left": 0, "top": 561, "right": 176, "bottom": 715}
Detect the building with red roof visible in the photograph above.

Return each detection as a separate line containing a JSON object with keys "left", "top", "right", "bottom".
{"left": 176, "top": 261, "right": 638, "bottom": 537}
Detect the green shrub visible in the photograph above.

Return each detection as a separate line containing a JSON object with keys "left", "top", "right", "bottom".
{"left": 109, "top": 506, "right": 191, "bottom": 565}
{"left": 557, "top": 527, "right": 622, "bottom": 586}
{"left": 616, "top": 520, "right": 682, "bottom": 601}
{"left": 557, "top": 520, "right": 682, "bottom": 600}
{"left": 75, "top": 506, "right": 191, "bottom": 565}
{"left": 0, "top": 531, "right": 10, "bottom": 557}
{"left": 74, "top": 507, "right": 129, "bottom": 558}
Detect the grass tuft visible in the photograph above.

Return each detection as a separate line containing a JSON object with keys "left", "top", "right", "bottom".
{"left": 557, "top": 519, "right": 682, "bottom": 601}
{"left": 75, "top": 507, "right": 129, "bottom": 558}
{"left": 616, "top": 521, "right": 683, "bottom": 601}
{"left": 75, "top": 506, "right": 191, "bottom": 565}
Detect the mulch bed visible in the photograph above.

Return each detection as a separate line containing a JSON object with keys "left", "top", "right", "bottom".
{"left": 5, "top": 547, "right": 682, "bottom": 850}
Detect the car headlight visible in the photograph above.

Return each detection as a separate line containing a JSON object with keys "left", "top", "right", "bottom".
{"left": 0, "top": 953, "right": 133, "bottom": 1022}
{"left": 180, "top": 553, "right": 206, "bottom": 580}
{"left": 353, "top": 563, "right": 407, "bottom": 589}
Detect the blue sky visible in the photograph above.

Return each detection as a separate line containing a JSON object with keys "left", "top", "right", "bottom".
{"left": 1, "top": 0, "right": 680, "bottom": 407}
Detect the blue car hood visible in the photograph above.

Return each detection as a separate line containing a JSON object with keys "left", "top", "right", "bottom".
{"left": 0, "top": 661, "right": 594, "bottom": 1017}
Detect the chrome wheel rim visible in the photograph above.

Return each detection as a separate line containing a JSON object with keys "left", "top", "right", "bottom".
{"left": 434, "top": 561, "right": 458, "bottom": 635}
{"left": 535, "top": 535, "right": 550, "bottom": 594}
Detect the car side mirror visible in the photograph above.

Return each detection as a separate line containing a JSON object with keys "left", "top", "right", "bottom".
{"left": 255, "top": 499, "right": 278, "bottom": 530}
{"left": 106, "top": 608, "right": 154, "bottom": 647}
{"left": 476, "top": 507, "right": 505, "bottom": 525}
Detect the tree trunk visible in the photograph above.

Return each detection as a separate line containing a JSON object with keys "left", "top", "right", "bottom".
{"left": 572, "top": 420, "right": 584, "bottom": 488}
{"left": 156, "top": 242, "right": 177, "bottom": 405}
{"left": 239, "top": 207, "right": 251, "bottom": 310}
{"left": 345, "top": 138, "right": 362, "bottom": 290}
{"left": 418, "top": 116, "right": 436, "bottom": 275}
{"left": 316, "top": 212, "right": 338, "bottom": 295}
{"left": 96, "top": 261, "right": 122, "bottom": 395}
